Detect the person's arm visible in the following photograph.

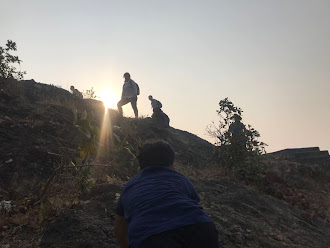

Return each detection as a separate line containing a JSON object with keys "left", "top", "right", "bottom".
{"left": 186, "top": 179, "right": 201, "bottom": 203}
{"left": 114, "top": 214, "right": 129, "bottom": 248}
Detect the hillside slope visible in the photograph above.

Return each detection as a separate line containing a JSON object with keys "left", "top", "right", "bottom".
{"left": 0, "top": 79, "right": 329, "bottom": 247}
{"left": 39, "top": 178, "right": 329, "bottom": 248}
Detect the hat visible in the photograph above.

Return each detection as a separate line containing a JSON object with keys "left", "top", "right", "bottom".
{"left": 231, "top": 114, "right": 242, "bottom": 121}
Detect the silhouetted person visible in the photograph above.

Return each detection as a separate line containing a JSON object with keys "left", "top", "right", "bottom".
{"left": 117, "top": 72, "right": 139, "bottom": 118}
{"left": 70, "top": 86, "right": 83, "bottom": 99}
{"left": 229, "top": 114, "right": 247, "bottom": 148}
{"left": 148, "top": 95, "right": 170, "bottom": 126}
{"left": 114, "top": 140, "right": 219, "bottom": 248}
{"left": 148, "top": 95, "right": 162, "bottom": 113}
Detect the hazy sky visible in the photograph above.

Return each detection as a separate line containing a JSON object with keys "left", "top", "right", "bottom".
{"left": 1, "top": 0, "right": 329, "bottom": 152}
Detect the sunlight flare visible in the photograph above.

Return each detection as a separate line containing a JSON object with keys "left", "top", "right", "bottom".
{"left": 96, "top": 108, "right": 112, "bottom": 160}
{"left": 99, "top": 88, "right": 119, "bottom": 109}
{"left": 95, "top": 88, "right": 119, "bottom": 160}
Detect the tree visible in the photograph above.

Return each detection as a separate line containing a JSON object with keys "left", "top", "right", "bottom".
{"left": 0, "top": 40, "right": 26, "bottom": 80}
{"left": 207, "top": 97, "right": 267, "bottom": 179}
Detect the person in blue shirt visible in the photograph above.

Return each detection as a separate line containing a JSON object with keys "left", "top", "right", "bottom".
{"left": 114, "top": 140, "right": 218, "bottom": 248}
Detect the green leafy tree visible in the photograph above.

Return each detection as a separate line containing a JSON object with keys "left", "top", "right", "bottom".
{"left": 0, "top": 40, "right": 26, "bottom": 79}
{"left": 207, "top": 97, "right": 267, "bottom": 180}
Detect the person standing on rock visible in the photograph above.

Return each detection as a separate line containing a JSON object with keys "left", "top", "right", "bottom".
{"left": 117, "top": 72, "right": 139, "bottom": 118}
{"left": 114, "top": 140, "right": 218, "bottom": 248}
{"left": 229, "top": 114, "right": 247, "bottom": 148}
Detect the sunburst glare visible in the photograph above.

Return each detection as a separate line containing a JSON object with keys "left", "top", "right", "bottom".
{"left": 96, "top": 88, "right": 119, "bottom": 161}
{"left": 99, "top": 88, "right": 119, "bottom": 109}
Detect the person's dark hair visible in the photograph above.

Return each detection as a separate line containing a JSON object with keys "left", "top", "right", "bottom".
{"left": 123, "top": 72, "right": 130, "bottom": 78}
{"left": 137, "top": 139, "right": 175, "bottom": 169}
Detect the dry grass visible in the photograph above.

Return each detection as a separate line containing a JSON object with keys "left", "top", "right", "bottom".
{"left": 261, "top": 157, "right": 330, "bottom": 222}
{"left": 176, "top": 156, "right": 330, "bottom": 224}
{"left": 175, "top": 162, "right": 228, "bottom": 180}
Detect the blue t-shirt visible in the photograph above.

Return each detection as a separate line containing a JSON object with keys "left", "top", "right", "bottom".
{"left": 115, "top": 166, "right": 211, "bottom": 248}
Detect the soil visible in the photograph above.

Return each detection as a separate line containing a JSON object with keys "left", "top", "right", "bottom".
{"left": 39, "top": 178, "right": 329, "bottom": 248}
{"left": 0, "top": 78, "right": 329, "bottom": 248}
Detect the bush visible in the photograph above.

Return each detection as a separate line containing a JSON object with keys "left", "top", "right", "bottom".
{"left": 207, "top": 97, "right": 267, "bottom": 180}
{"left": 0, "top": 40, "right": 26, "bottom": 80}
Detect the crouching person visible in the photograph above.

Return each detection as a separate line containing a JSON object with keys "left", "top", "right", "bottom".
{"left": 148, "top": 95, "right": 170, "bottom": 126}
{"left": 114, "top": 140, "right": 219, "bottom": 248}
{"left": 70, "top": 86, "right": 83, "bottom": 99}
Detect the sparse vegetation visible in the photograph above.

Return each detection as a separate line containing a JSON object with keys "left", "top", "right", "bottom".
{"left": 0, "top": 40, "right": 26, "bottom": 80}
{"left": 262, "top": 156, "right": 330, "bottom": 222}
{"left": 113, "top": 126, "right": 141, "bottom": 174}
{"left": 72, "top": 109, "right": 101, "bottom": 193}
{"left": 207, "top": 97, "right": 267, "bottom": 180}
{"left": 0, "top": 80, "right": 329, "bottom": 247}
{"left": 83, "top": 87, "right": 97, "bottom": 99}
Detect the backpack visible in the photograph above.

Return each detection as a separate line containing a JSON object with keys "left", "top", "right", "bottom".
{"left": 136, "top": 83, "right": 140, "bottom": 95}
{"left": 130, "top": 80, "right": 140, "bottom": 95}
{"left": 155, "top": 99, "right": 162, "bottom": 109}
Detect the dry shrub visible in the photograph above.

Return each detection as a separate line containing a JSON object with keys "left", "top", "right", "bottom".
{"left": 38, "top": 97, "right": 78, "bottom": 109}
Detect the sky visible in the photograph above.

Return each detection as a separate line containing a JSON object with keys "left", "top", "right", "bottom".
{"left": 1, "top": 0, "right": 329, "bottom": 152}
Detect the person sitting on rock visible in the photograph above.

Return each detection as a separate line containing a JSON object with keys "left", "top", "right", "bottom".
{"left": 114, "top": 139, "right": 218, "bottom": 248}
{"left": 70, "top": 86, "right": 83, "bottom": 99}
{"left": 148, "top": 95, "right": 170, "bottom": 126}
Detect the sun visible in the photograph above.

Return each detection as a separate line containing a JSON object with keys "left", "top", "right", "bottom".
{"left": 99, "top": 88, "right": 119, "bottom": 109}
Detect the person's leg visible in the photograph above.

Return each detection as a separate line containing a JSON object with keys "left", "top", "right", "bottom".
{"left": 139, "top": 229, "right": 182, "bottom": 248}
{"left": 154, "top": 108, "right": 161, "bottom": 114}
{"left": 162, "top": 112, "right": 170, "bottom": 126}
{"left": 140, "top": 222, "right": 219, "bottom": 248}
{"left": 117, "top": 98, "right": 130, "bottom": 116}
{"left": 130, "top": 96, "right": 138, "bottom": 118}
{"left": 152, "top": 108, "right": 161, "bottom": 119}
{"left": 178, "top": 222, "right": 218, "bottom": 248}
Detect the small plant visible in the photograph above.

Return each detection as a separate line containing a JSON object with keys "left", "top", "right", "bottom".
{"left": 38, "top": 109, "right": 101, "bottom": 224}
{"left": 113, "top": 133, "right": 138, "bottom": 168}
{"left": 112, "top": 119, "right": 141, "bottom": 175}
{"left": 0, "top": 40, "right": 26, "bottom": 79}
{"left": 72, "top": 109, "right": 101, "bottom": 193}
{"left": 83, "top": 87, "right": 97, "bottom": 99}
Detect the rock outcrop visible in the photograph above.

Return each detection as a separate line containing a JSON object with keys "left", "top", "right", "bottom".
{"left": 269, "top": 147, "right": 330, "bottom": 169}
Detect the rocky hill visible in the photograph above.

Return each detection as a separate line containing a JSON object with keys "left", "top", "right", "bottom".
{"left": 269, "top": 147, "right": 330, "bottom": 168}
{"left": 0, "top": 78, "right": 329, "bottom": 248}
